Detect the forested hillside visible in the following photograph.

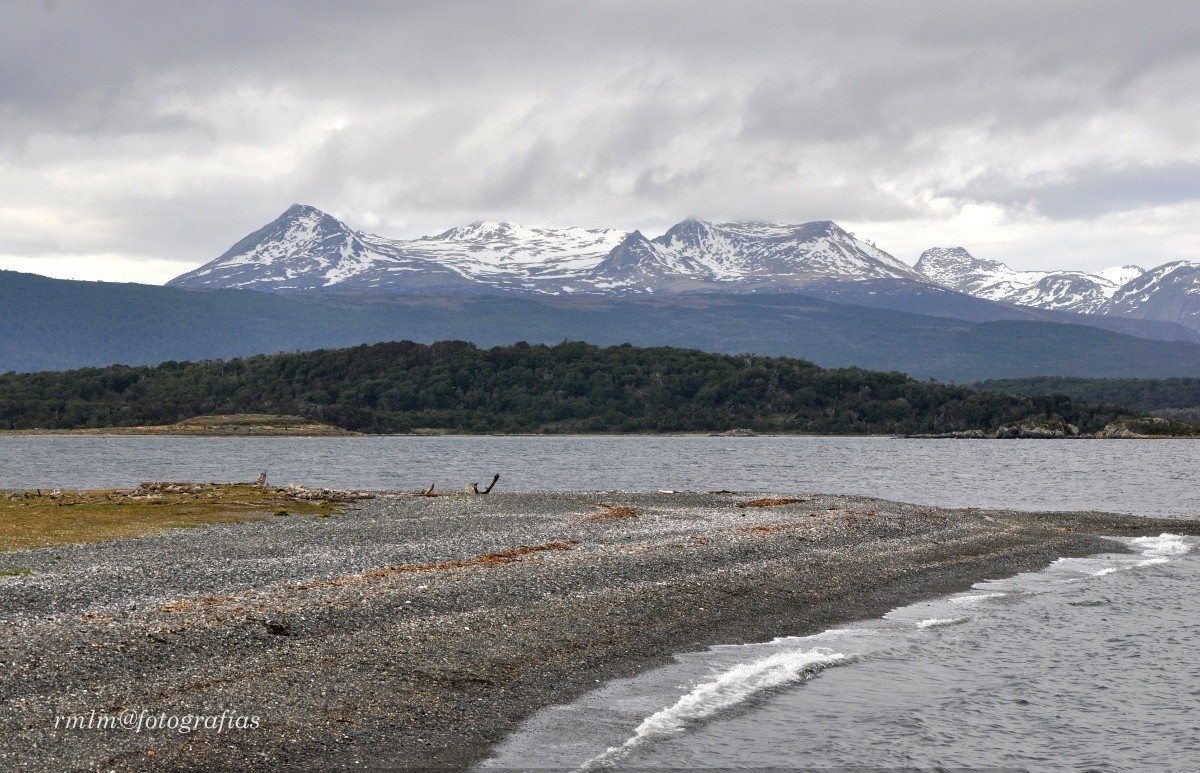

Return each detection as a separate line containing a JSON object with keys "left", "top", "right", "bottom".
{"left": 0, "top": 341, "right": 1129, "bottom": 435}
{"left": 977, "top": 376, "right": 1200, "bottom": 426}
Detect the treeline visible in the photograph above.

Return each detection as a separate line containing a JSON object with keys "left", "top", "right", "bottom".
{"left": 977, "top": 376, "right": 1200, "bottom": 412}
{"left": 0, "top": 341, "right": 1133, "bottom": 435}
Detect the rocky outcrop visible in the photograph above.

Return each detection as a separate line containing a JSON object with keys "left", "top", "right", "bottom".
{"left": 1096, "top": 416, "right": 1200, "bottom": 439}
{"left": 994, "top": 419, "right": 1081, "bottom": 439}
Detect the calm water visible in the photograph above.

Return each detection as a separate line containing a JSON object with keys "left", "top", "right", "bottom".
{"left": 1, "top": 435, "right": 1197, "bottom": 518}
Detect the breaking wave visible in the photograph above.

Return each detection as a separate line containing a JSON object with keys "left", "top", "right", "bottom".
{"left": 949, "top": 592, "right": 1007, "bottom": 604}
{"left": 1130, "top": 533, "right": 1191, "bottom": 558}
{"left": 576, "top": 647, "right": 850, "bottom": 770}
{"left": 915, "top": 616, "right": 970, "bottom": 629}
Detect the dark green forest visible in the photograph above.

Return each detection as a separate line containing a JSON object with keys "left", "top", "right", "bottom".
{"left": 977, "top": 376, "right": 1200, "bottom": 412}
{"left": 977, "top": 375, "right": 1200, "bottom": 426}
{"left": 0, "top": 341, "right": 1133, "bottom": 435}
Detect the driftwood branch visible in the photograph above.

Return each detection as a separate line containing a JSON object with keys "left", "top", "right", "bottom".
{"left": 463, "top": 473, "right": 501, "bottom": 495}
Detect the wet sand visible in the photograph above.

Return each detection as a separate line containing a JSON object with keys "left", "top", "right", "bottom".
{"left": 2, "top": 490, "right": 1197, "bottom": 771}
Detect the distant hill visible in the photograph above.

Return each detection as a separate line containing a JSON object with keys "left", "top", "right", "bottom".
{"left": 798, "top": 278, "right": 1199, "bottom": 343}
{"left": 0, "top": 340, "right": 1131, "bottom": 435}
{"left": 8, "top": 270, "right": 1200, "bottom": 381}
{"left": 0, "top": 270, "right": 374, "bottom": 372}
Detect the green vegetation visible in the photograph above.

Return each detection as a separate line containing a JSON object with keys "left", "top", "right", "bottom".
{"left": 0, "top": 484, "right": 337, "bottom": 553}
{"left": 977, "top": 376, "right": 1200, "bottom": 426}
{"left": 0, "top": 341, "right": 1133, "bottom": 435}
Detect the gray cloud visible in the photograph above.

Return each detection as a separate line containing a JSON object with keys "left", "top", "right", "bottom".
{"left": 4, "top": 1, "right": 1200, "bottom": 280}
{"left": 951, "top": 164, "right": 1200, "bottom": 220}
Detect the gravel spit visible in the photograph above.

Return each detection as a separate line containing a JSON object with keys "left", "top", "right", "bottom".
{"left": 2, "top": 490, "right": 1197, "bottom": 771}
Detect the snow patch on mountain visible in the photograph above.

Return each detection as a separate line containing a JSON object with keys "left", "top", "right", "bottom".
{"left": 394, "top": 221, "right": 629, "bottom": 279}
{"left": 1096, "top": 265, "right": 1144, "bottom": 286}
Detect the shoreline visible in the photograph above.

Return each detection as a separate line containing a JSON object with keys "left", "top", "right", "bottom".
{"left": 2, "top": 491, "right": 1198, "bottom": 770}
{"left": 7, "top": 429, "right": 1198, "bottom": 440}
{"left": 0, "top": 427, "right": 869, "bottom": 438}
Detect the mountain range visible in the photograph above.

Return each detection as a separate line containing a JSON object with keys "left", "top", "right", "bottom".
{"left": 168, "top": 204, "right": 925, "bottom": 296}
{"left": 6, "top": 204, "right": 1200, "bottom": 381}
{"left": 915, "top": 247, "right": 1200, "bottom": 332}
{"left": 169, "top": 204, "right": 1200, "bottom": 335}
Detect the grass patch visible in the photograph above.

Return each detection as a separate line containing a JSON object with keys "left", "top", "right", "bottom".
{"left": 0, "top": 483, "right": 339, "bottom": 553}
{"left": 0, "top": 568, "right": 32, "bottom": 577}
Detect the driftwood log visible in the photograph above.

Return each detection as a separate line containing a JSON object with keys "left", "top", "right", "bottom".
{"left": 463, "top": 474, "right": 500, "bottom": 495}
{"left": 412, "top": 474, "right": 499, "bottom": 497}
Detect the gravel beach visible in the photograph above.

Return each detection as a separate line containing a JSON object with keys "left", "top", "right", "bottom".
{"left": 2, "top": 490, "right": 1197, "bottom": 771}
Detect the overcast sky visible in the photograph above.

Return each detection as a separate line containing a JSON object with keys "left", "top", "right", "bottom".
{"left": 5, "top": 0, "right": 1200, "bottom": 283}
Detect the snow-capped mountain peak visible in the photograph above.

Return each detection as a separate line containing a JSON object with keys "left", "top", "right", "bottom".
{"left": 167, "top": 204, "right": 382, "bottom": 290}
{"left": 171, "top": 207, "right": 927, "bottom": 295}
{"left": 588, "top": 217, "right": 924, "bottom": 291}
{"left": 915, "top": 246, "right": 1015, "bottom": 287}
{"left": 915, "top": 246, "right": 1138, "bottom": 313}
{"left": 228, "top": 204, "right": 362, "bottom": 266}
{"left": 430, "top": 220, "right": 542, "bottom": 242}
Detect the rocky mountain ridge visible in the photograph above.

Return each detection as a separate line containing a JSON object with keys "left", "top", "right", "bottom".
{"left": 168, "top": 205, "right": 926, "bottom": 296}
{"left": 917, "top": 246, "right": 1200, "bottom": 331}
{"left": 168, "top": 204, "right": 1200, "bottom": 332}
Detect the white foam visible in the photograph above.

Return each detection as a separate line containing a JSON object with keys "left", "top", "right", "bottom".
{"left": 1091, "top": 567, "right": 1119, "bottom": 577}
{"left": 576, "top": 648, "right": 849, "bottom": 770}
{"left": 916, "top": 616, "right": 969, "bottom": 629}
{"left": 1130, "top": 533, "right": 1191, "bottom": 558}
{"left": 950, "top": 592, "right": 1007, "bottom": 604}
{"left": 766, "top": 627, "right": 880, "bottom": 644}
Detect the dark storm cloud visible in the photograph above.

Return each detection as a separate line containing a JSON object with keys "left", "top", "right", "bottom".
{"left": 4, "top": 1, "right": 1200, "bottom": 279}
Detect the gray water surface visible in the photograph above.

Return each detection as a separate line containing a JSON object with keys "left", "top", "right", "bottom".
{"left": 2, "top": 435, "right": 1197, "bottom": 518}
{"left": 484, "top": 535, "right": 1200, "bottom": 772}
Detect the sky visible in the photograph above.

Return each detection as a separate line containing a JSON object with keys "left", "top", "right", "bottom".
{"left": 4, "top": 0, "right": 1200, "bottom": 284}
